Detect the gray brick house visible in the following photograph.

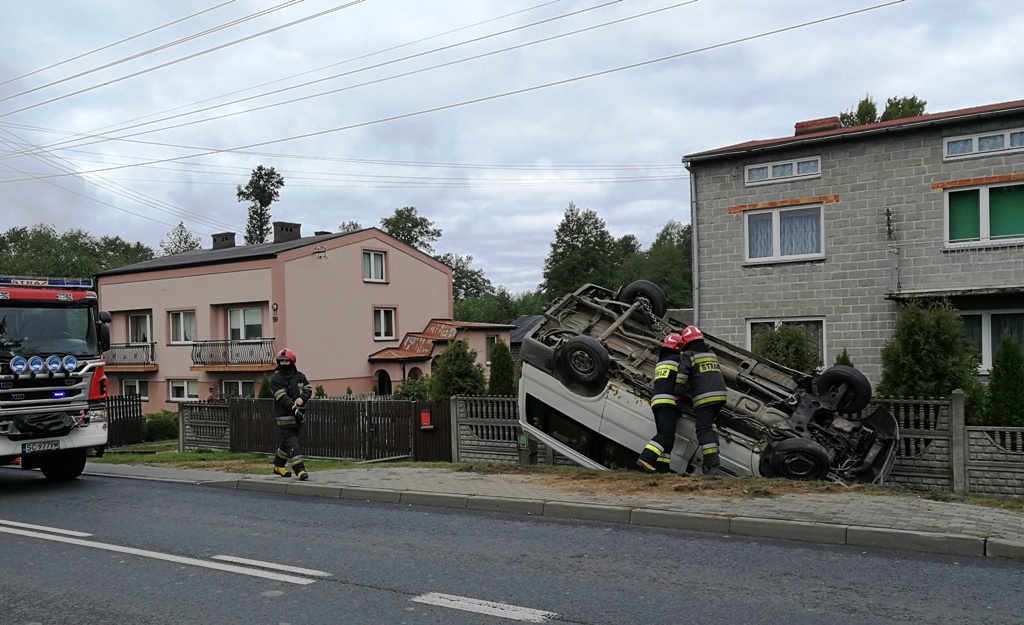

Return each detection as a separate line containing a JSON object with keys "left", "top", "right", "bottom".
{"left": 682, "top": 99, "right": 1024, "bottom": 383}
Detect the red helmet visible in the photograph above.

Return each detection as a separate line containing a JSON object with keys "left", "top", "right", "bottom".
{"left": 662, "top": 333, "right": 685, "bottom": 351}
{"left": 680, "top": 325, "right": 704, "bottom": 348}
{"left": 276, "top": 348, "right": 297, "bottom": 365}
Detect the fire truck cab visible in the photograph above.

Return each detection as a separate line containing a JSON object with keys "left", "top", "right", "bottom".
{"left": 0, "top": 277, "right": 111, "bottom": 481}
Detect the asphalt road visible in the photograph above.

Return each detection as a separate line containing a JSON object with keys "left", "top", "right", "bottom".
{"left": 2, "top": 471, "right": 1023, "bottom": 625}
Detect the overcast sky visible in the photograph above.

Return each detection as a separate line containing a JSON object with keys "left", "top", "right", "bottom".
{"left": 2, "top": 0, "right": 1022, "bottom": 292}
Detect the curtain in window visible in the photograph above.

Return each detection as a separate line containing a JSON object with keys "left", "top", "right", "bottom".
{"left": 961, "top": 314, "right": 983, "bottom": 357}
{"left": 949, "top": 189, "right": 981, "bottom": 241}
{"left": 780, "top": 209, "right": 820, "bottom": 255}
{"left": 991, "top": 313, "right": 1024, "bottom": 357}
{"left": 748, "top": 213, "right": 772, "bottom": 258}
{"left": 989, "top": 185, "right": 1024, "bottom": 240}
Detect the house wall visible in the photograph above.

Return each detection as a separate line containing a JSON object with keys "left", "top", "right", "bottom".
{"left": 689, "top": 114, "right": 1024, "bottom": 383}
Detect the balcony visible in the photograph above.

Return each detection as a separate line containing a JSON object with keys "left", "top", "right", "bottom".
{"left": 190, "top": 338, "right": 277, "bottom": 372}
{"left": 104, "top": 343, "right": 158, "bottom": 372}
{"left": 887, "top": 241, "right": 1024, "bottom": 300}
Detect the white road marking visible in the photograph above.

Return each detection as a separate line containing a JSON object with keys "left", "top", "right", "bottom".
{"left": 411, "top": 592, "right": 558, "bottom": 622}
{"left": 0, "top": 526, "right": 316, "bottom": 585}
{"left": 0, "top": 518, "right": 92, "bottom": 537}
{"left": 212, "top": 555, "right": 332, "bottom": 577}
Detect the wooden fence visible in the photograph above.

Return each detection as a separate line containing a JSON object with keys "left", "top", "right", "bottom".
{"left": 105, "top": 394, "right": 145, "bottom": 448}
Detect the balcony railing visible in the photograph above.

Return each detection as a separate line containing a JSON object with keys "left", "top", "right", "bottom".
{"left": 105, "top": 342, "right": 157, "bottom": 367}
{"left": 191, "top": 338, "right": 276, "bottom": 367}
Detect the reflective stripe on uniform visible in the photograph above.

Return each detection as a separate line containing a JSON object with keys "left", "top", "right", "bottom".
{"left": 655, "top": 455, "right": 671, "bottom": 465}
{"left": 651, "top": 393, "right": 677, "bottom": 406}
{"left": 701, "top": 444, "right": 719, "bottom": 455}
{"left": 274, "top": 389, "right": 287, "bottom": 400}
{"left": 654, "top": 362, "right": 678, "bottom": 380}
{"left": 645, "top": 442, "right": 664, "bottom": 455}
{"left": 693, "top": 391, "right": 727, "bottom": 407}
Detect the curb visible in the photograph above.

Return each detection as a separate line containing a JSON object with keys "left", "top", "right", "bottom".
{"left": 197, "top": 478, "right": 1024, "bottom": 561}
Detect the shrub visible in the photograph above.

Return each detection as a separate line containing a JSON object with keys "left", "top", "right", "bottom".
{"left": 394, "top": 375, "right": 431, "bottom": 401}
{"left": 487, "top": 338, "right": 517, "bottom": 396}
{"left": 258, "top": 375, "right": 273, "bottom": 399}
{"left": 833, "top": 348, "right": 854, "bottom": 367}
{"left": 144, "top": 411, "right": 179, "bottom": 442}
{"left": 752, "top": 324, "right": 823, "bottom": 375}
{"left": 314, "top": 384, "right": 326, "bottom": 397}
{"left": 429, "top": 339, "right": 486, "bottom": 401}
{"left": 986, "top": 332, "right": 1024, "bottom": 427}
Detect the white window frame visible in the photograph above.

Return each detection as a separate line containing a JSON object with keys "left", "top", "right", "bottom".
{"left": 122, "top": 379, "right": 149, "bottom": 400}
{"left": 960, "top": 310, "right": 1024, "bottom": 373}
{"left": 222, "top": 380, "right": 256, "bottom": 398}
{"left": 363, "top": 250, "right": 387, "bottom": 282}
{"left": 743, "top": 205, "right": 825, "bottom": 263}
{"left": 228, "top": 307, "right": 262, "bottom": 340}
{"left": 747, "top": 317, "right": 827, "bottom": 364}
{"left": 169, "top": 310, "right": 195, "bottom": 344}
{"left": 168, "top": 379, "right": 199, "bottom": 401}
{"left": 744, "top": 156, "right": 821, "bottom": 186}
{"left": 128, "top": 313, "right": 151, "bottom": 344}
{"left": 943, "top": 127, "right": 1024, "bottom": 160}
{"left": 944, "top": 182, "right": 1024, "bottom": 247}
{"left": 373, "top": 307, "right": 396, "bottom": 341}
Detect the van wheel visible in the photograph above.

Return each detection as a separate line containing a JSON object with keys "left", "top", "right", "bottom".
{"left": 816, "top": 365, "right": 871, "bottom": 414}
{"left": 619, "top": 280, "right": 668, "bottom": 319}
{"left": 768, "top": 438, "right": 831, "bottom": 481}
{"left": 557, "top": 336, "right": 611, "bottom": 385}
{"left": 39, "top": 449, "right": 88, "bottom": 481}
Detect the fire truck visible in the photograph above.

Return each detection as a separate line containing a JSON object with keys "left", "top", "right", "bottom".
{"left": 0, "top": 277, "right": 111, "bottom": 481}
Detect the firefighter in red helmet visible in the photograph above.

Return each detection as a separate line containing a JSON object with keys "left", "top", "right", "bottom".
{"left": 637, "top": 326, "right": 729, "bottom": 477}
{"left": 270, "top": 348, "right": 313, "bottom": 480}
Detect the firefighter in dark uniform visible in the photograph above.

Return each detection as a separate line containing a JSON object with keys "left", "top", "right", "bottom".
{"left": 270, "top": 348, "right": 313, "bottom": 480}
{"left": 637, "top": 325, "right": 729, "bottom": 477}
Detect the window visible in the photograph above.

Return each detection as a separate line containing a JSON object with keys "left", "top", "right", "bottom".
{"left": 228, "top": 307, "right": 262, "bottom": 340}
{"left": 122, "top": 379, "right": 149, "bottom": 400}
{"left": 128, "top": 314, "right": 151, "bottom": 343}
{"left": 222, "top": 380, "right": 256, "bottom": 398}
{"left": 944, "top": 127, "right": 1024, "bottom": 160}
{"left": 373, "top": 308, "right": 396, "bottom": 340}
{"left": 169, "top": 379, "right": 199, "bottom": 401}
{"left": 363, "top": 250, "right": 386, "bottom": 282}
{"left": 745, "top": 156, "right": 820, "bottom": 186}
{"left": 946, "top": 183, "right": 1024, "bottom": 245}
{"left": 169, "top": 310, "right": 195, "bottom": 343}
{"left": 748, "top": 318, "right": 825, "bottom": 363}
{"left": 745, "top": 206, "right": 823, "bottom": 262}
{"left": 961, "top": 311, "right": 1024, "bottom": 371}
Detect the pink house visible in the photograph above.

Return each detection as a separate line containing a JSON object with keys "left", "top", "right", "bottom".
{"left": 95, "top": 222, "right": 483, "bottom": 413}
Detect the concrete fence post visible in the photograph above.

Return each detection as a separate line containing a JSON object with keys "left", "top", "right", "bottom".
{"left": 949, "top": 390, "right": 967, "bottom": 495}
{"left": 449, "top": 396, "right": 460, "bottom": 463}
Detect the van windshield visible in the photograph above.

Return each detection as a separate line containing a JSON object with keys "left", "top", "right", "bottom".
{"left": 0, "top": 304, "right": 98, "bottom": 357}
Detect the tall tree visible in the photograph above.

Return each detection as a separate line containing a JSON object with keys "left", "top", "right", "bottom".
{"left": 159, "top": 221, "right": 201, "bottom": 256}
{"left": 840, "top": 94, "right": 927, "bottom": 127}
{"left": 986, "top": 333, "right": 1024, "bottom": 427}
{"left": 486, "top": 338, "right": 517, "bottom": 396}
{"left": 237, "top": 165, "right": 284, "bottom": 245}
{"left": 638, "top": 220, "right": 693, "bottom": 308}
{"left": 542, "top": 202, "right": 616, "bottom": 297}
{"left": 428, "top": 339, "right": 486, "bottom": 400}
{"left": 338, "top": 220, "right": 362, "bottom": 233}
{"left": 0, "top": 223, "right": 154, "bottom": 276}
{"left": 436, "top": 252, "right": 493, "bottom": 301}
{"left": 879, "top": 95, "right": 928, "bottom": 122}
{"left": 380, "top": 206, "right": 442, "bottom": 254}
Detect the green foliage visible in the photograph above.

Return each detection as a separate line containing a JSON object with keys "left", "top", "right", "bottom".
{"left": 985, "top": 333, "right": 1024, "bottom": 427}
{"left": 0, "top": 223, "right": 154, "bottom": 276}
{"left": 258, "top": 375, "right": 273, "bottom": 399}
{"left": 159, "top": 221, "right": 201, "bottom": 256}
{"left": 620, "top": 220, "right": 693, "bottom": 308}
{"left": 338, "top": 220, "right": 362, "bottom": 233}
{"left": 542, "top": 202, "right": 618, "bottom": 297}
{"left": 394, "top": 375, "right": 431, "bottom": 401}
{"left": 877, "top": 300, "right": 981, "bottom": 413}
{"left": 346, "top": 386, "right": 353, "bottom": 395}
{"left": 752, "top": 324, "right": 823, "bottom": 375}
{"left": 380, "top": 206, "right": 442, "bottom": 254}
{"left": 840, "top": 93, "right": 927, "bottom": 127}
{"left": 879, "top": 95, "right": 928, "bottom": 122}
{"left": 144, "top": 411, "right": 179, "bottom": 442}
{"left": 436, "top": 252, "right": 493, "bottom": 300}
{"left": 238, "top": 165, "right": 285, "bottom": 245}
{"left": 314, "top": 384, "right": 326, "bottom": 398}
{"left": 839, "top": 94, "right": 879, "bottom": 127}
{"left": 428, "top": 339, "right": 486, "bottom": 401}
{"left": 487, "top": 338, "right": 517, "bottom": 396}
{"left": 833, "top": 348, "right": 854, "bottom": 367}
{"left": 454, "top": 286, "right": 547, "bottom": 324}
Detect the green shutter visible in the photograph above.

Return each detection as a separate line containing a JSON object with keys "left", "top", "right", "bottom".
{"left": 948, "top": 189, "right": 981, "bottom": 242}
{"left": 989, "top": 184, "right": 1024, "bottom": 240}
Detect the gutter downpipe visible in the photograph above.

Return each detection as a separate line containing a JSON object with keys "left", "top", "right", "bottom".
{"left": 683, "top": 157, "right": 699, "bottom": 326}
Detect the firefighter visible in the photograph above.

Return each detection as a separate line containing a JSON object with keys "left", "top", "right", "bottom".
{"left": 637, "top": 325, "right": 729, "bottom": 477}
{"left": 270, "top": 348, "right": 313, "bottom": 480}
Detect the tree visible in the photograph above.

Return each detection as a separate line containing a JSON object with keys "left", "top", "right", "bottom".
{"left": 380, "top": 206, "right": 441, "bottom": 254}
{"left": 436, "top": 252, "right": 493, "bottom": 301}
{"left": 833, "top": 348, "right": 854, "bottom": 367}
{"left": 454, "top": 287, "right": 547, "bottom": 324}
{"left": 986, "top": 333, "right": 1024, "bottom": 427}
{"left": 487, "top": 338, "right": 517, "bottom": 396}
{"left": 394, "top": 375, "right": 431, "bottom": 401}
{"left": 0, "top": 223, "right": 154, "bottom": 276}
{"left": 542, "top": 202, "right": 617, "bottom": 297}
{"left": 428, "top": 339, "right": 486, "bottom": 400}
{"left": 632, "top": 220, "right": 693, "bottom": 308}
{"left": 751, "top": 324, "right": 823, "bottom": 375}
{"left": 258, "top": 375, "right": 274, "bottom": 399}
{"left": 839, "top": 93, "right": 927, "bottom": 127}
{"left": 237, "top": 165, "right": 284, "bottom": 245}
{"left": 159, "top": 221, "right": 201, "bottom": 256}
{"left": 338, "top": 220, "right": 362, "bottom": 233}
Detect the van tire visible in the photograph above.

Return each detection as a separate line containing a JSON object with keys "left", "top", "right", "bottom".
{"left": 816, "top": 365, "right": 872, "bottom": 414}
{"left": 39, "top": 449, "right": 88, "bottom": 481}
{"left": 767, "top": 438, "right": 831, "bottom": 481}
{"left": 619, "top": 280, "right": 668, "bottom": 319}
{"left": 557, "top": 336, "right": 611, "bottom": 385}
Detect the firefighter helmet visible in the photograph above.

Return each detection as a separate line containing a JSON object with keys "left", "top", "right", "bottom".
{"left": 662, "top": 332, "right": 685, "bottom": 351}
{"left": 680, "top": 325, "right": 704, "bottom": 348}
{"left": 275, "top": 348, "right": 297, "bottom": 365}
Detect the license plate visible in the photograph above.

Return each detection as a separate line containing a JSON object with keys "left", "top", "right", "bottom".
{"left": 22, "top": 440, "right": 60, "bottom": 454}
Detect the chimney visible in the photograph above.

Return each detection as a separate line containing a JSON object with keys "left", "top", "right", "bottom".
{"left": 211, "top": 232, "right": 236, "bottom": 250}
{"left": 273, "top": 221, "right": 301, "bottom": 243}
{"left": 314, "top": 230, "right": 331, "bottom": 236}
{"left": 794, "top": 116, "right": 841, "bottom": 136}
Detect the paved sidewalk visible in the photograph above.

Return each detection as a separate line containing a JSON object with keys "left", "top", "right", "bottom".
{"left": 84, "top": 463, "right": 1024, "bottom": 561}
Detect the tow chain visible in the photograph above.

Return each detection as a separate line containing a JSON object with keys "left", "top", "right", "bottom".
{"left": 635, "top": 297, "right": 673, "bottom": 339}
